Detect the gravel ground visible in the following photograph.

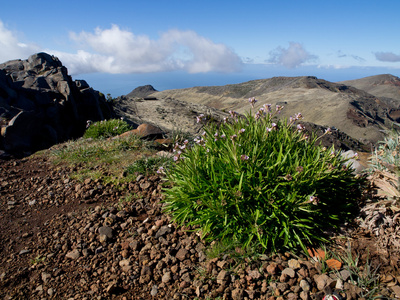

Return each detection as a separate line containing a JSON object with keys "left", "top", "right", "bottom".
{"left": 0, "top": 156, "right": 399, "bottom": 299}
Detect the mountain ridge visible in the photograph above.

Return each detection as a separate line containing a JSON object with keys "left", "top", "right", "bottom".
{"left": 129, "top": 74, "right": 400, "bottom": 145}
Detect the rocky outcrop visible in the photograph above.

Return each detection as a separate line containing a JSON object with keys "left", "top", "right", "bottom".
{"left": 0, "top": 52, "right": 112, "bottom": 156}
{"left": 113, "top": 96, "right": 229, "bottom": 136}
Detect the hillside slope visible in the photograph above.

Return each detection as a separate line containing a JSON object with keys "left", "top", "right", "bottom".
{"left": 339, "top": 74, "right": 400, "bottom": 102}
{"left": 148, "top": 76, "right": 400, "bottom": 145}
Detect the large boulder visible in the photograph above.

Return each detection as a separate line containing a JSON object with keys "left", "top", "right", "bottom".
{"left": 0, "top": 52, "right": 112, "bottom": 156}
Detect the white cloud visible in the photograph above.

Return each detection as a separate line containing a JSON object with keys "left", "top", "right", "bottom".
{"left": 268, "top": 42, "right": 317, "bottom": 68}
{"left": 375, "top": 51, "right": 400, "bottom": 62}
{"left": 53, "top": 25, "right": 242, "bottom": 75}
{"left": 0, "top": 20, "right": 40, "bottom": 62}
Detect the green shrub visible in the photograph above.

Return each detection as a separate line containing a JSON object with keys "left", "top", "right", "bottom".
{"left": 84, "top": 119, "right": 132, "bottom": 139}
{"left": 163, "top": 102, "right": 364, "bottom": 253}
{"left": 369, "top": 129, "right": 400, "bottom": 172}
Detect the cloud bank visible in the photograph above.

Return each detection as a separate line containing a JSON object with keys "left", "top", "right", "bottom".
{"left": 375, "top": 51, "right": 400, "bottom": 62}
{"left": 55, "top": 25, "right": 243, "bottom": 74}
{"left": 268, "top": 42, "right": 317, "bottom": 68}
{"left": 0, "top": 22, "right": 242, "bottom": 75}
{"left": 0, "top": 21, "right": 40, "bottom": 62}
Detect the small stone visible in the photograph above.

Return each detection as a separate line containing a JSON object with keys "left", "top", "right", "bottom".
{"left": 299, "top": 279, "right": 310, "bottom": 292}
{"left": 217, "top": 270, "right": 229, "bottom": 285}
{"left": 232, "top": 288, "right": 244, "bottom": 300}
{"left": 150, "top": 285, "right": 158, "bottom": 296}
{"left": 288, "top": 259, "right": 301, "bottom": 270}
{"left": 181, "top": 272, "right": 191, "bottom": 283}
{"left": 266, "top": 262, "right": 279, "bottom": 275}
{"left": 171, "top": 265, "right": 179, "bottom": 274}
{"left": 155, "top": 225, "right": 171, "bottom": 238}
{"left": 247, "top": 269, "right": 261, "bottom": 279}
{"left": 98, "top": 226, "right": 113, "bottom": 238}
{"left": 41, "top": 272, "right": 51, "bottom": 283}
{"left": 66, "top": 249, "right": 80, "bottom": 260}
{"left": 119, "top": 259, "right": 130, "bottom": 267}
{"left": 175, "top": 248, "right": 188, "bottom": 261}
{"left": 287, "top": 292, "right": 299, "bottom": 300}
{"left": 335, "top": 278, "right": 344, "bottom": 290}
{"left": 99, "top": 235, "right": 108, "bottom": 243}
{"left": 299, "top": 291, "right": 309, "bottom": 300}
{"left": 282, "top": 267, "right": 296, "bottom": 278}
{"left": 162, "top": 272, "right": 171, "bottom": 283}
{"left": 129, "top": 240, "right": 139, "bottom": 251}
{"left": 180, "top": 281, "right": 190, "bottom": 288}
{"left": 36, "top": 285, "right": 43, "bottom": 292}
{"left": 47, "top": 288, "right": 54, "bottom": 297}
{"left": 391, "top": 285, "right": 400, "bottom": 298}
{"left": 121, "top": 249, "right": 129, "bottom": 258}
{"left": 339, "top": 269, "right": 351, "bottom": 281}
{"left": 313, "top": 274, "right": 335, "bottom": 291}
{"left": 19, "top": 249, "right": 31, "bottom": 255}
{"left": 106, "top": 281, "right": 117, "bottom": 294}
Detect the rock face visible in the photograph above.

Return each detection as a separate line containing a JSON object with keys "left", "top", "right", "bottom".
{"left": 0, "top": 52, "right": 112, "bottom": 156}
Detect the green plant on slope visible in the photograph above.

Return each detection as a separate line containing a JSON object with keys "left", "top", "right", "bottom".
{"left": 368, "top": 128, "right": 400, "bottom": 200}
{"left": 84, "top": 118, "right": 132, "bottom": 139}
{"left": 163, "top": 99, "right": 364, "bottom": 253}
{"left": 126, "top": 155, "right": 173, "bottom": 177}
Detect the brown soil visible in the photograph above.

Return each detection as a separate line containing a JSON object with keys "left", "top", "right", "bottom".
{"left": 0, "top": 155, "right": 399, "bottom": 299}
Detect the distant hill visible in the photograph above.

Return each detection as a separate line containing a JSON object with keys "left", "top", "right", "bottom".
{"left": 339, "top": 74, "right": 400, "bottom": 102}
{"left": 125, "top": 85, "right": 157, "bottom": 98}
{"left": 144, "top": 75, "right": 400, "bottom": 145}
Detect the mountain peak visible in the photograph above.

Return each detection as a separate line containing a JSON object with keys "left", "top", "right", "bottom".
{"left": 125, "top": 85, "right": 157, "bottom": 98}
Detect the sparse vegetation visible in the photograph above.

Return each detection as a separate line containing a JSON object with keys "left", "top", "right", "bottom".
{"left": 368, "top": 128, "right": 400, "bottom": 200}
{"left": 48, "top": 133, "right": 162, "bottom": 186}
{"left": 84, "top": 118, "right": 132, "bottom": 139}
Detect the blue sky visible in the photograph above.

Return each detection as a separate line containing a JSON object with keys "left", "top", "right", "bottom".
{"left": 1, "top": 0, "right": 400, "bottom": 96}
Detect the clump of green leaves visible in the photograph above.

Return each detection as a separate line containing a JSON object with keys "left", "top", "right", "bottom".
{"left": 84, "top": 119, "right": 132, "bottom": 139}
{"left": 368, "top": 129, "right": 400, "bottom": 200}
{"left": 163, "top": 100, "right": 364, "bottom": 253}
{"left": 369, "top": 129, "right": 400, "bottom": 173}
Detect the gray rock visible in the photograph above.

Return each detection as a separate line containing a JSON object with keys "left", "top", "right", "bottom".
{"left": 288, "top": 258, "right": 301, "bottom": 270}
{"left": 282, "top": 267, "right": 296, "bottom": 278}
{"left": 217, "top": 270, "right": 229, "bottom": 285}
{"left": 161, "top": 271, "right": 171, "bottom": 283}
{"left": 313, "top": 274, "right": 336, "bottom": 291}
{"left": 175, "top": 248, "right": 188, "bottom": 261}
{"left": 341, "top": 150, "right": 365, "bottom": 174}
{"left": 339, "top": 269, "right": 352, "bottom": 281}
{"left": 98, "top": 226, "right": 113, "bottom": 239}
{"left": 155, "top": 225, "right": 172, "bottom": 238}
{"left": 150, "top": 285, "right": 158, "bottom": 296}
{"left": 299, "top": 279, "right": 310, "bottom": 292}
{"left": 65, "top": 249, "right": 80, "bottom": 260}
{"left": 19, "top": 249, "right": 31, "bottom": 255}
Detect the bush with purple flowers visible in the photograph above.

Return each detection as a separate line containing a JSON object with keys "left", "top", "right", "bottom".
{"left": 163, "top": 100, "right": 364, "bottom": 253}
